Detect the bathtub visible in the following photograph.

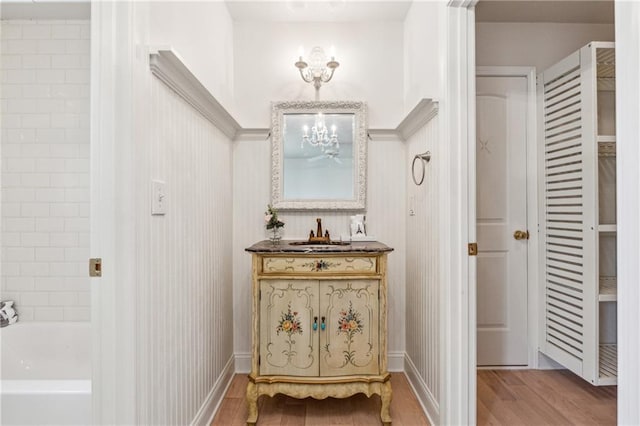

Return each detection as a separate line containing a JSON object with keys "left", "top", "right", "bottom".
{"left": 1, "top": 322, "right": 91, "bottom": 425}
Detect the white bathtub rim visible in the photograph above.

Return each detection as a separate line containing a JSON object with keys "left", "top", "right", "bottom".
{"left": 1, "top": 379, "right": 91, "bottom": 395}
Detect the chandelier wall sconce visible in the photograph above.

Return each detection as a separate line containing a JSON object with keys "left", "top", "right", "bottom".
{"left": 295, "top": 46, "right": 339, "bottom": 100}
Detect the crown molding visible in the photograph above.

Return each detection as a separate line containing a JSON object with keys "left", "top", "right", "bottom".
{"left": 149, "top": 47, "right": 241, "bottom": 140}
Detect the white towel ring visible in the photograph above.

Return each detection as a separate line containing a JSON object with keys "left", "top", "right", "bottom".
{"left": 412, "top": 151, "right": 431, "bottom": 186}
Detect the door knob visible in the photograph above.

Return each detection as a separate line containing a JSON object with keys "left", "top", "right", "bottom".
{"left": 513, "top": 230, "right": 529, "bottom": 240}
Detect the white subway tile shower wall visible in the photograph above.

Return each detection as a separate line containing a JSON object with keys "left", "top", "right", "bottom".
{"left": 1, "top": 20, "right": 90, "bottom": 321}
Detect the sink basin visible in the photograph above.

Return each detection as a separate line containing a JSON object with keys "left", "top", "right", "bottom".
{"left": 288, "top": 241, "right": 351, "bottom": 247}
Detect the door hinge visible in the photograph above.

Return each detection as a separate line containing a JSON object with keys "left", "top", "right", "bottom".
{"left": 89, "top": 258, "right": 102, "bottom": 277}
{"left": 378, "top": 289, "right": 380, "bottom": 300}
{"left": 259, "top": 290, "right": 261, "bottom": 301}
{"left": 468, "top": 243, "right": 478, "bottom": 256}
{"left": 258, "top": 355, "right": 261, "bottom": 366}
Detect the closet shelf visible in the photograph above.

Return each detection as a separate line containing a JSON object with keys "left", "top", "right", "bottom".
{"left": 598, "top": 139, "right": 616, "bottom": 157}
{"left": 597, "top": 135, "right": 616, "bottom": 143}
{"left": 598, "top": 224, "right": 617, "bottom": 233}
{"left": 599, "top": 277, "right": 617, "bottom": 302}
{"left": 598, "top": 343, "right": 617, "bottom": 385}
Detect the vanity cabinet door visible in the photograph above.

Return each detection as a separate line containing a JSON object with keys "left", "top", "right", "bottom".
{"left": 319, "top": 280, "right": 380, "bottom": 376}
{"left": 259, "top": 280, "right": 319, "bottom": 376}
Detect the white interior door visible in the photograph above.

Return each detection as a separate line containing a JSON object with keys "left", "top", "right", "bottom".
{"left": 476, "top": 75, "right": 528, "bottom": 366}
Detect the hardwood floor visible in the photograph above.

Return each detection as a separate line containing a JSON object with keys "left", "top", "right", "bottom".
{"left": 477, "top": 369, "right": 617, "bottom": 426}
{"left": 211, "top": 373, "right": 429, "bottom": 426}
{"left": 212, "top": 370, "right": 617, "bottom": 425}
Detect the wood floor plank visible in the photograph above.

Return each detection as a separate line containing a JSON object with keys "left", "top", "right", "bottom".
{"left": 350, "top": 393, "right": 383, "bottom": 426}
{"left": 211, "top": 373, "right": 429, "bottom": 425}
{"left": 226, "top": 374, "right": 250, "bottom": 398}
{"left": 211, "top": 397, "right": 245, "bottom": 426}
{"left": 212, "top": 369, "right": 615, "bottom": 426}
{"left": 478, "top": 369, "right": 617, "bottom": 426}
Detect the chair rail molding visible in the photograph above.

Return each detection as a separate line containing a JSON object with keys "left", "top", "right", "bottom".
{"left": 238, "top": 98, "right": 439, "bottom": 144}
{"left": 396, "top": 99, "right": 439, "bottom": 141}
{"left": 368, "top": 98, "right": 441, "bottom": 142}
{"left": 149, "top": 47, "right": 241, "bottom": 140}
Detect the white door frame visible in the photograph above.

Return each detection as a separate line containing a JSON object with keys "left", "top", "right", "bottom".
{"left": 90, "top": 2, "right": 137, "bottom": 424}
{"left": 463, "top": 4, "right": 640, "bottom": 425}
{"left": 476, "top": 67, "right": 539, "bottom": 369}
{"left": 615, "top": 2, "right": 640, "bottom": 424}
{"left": 442, "top": 1, "right": 478, "bottom": 424}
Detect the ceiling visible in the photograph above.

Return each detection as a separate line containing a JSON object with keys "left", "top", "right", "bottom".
{"left": 225, "top": 1, "right": 412, "bottom": 22}
{"left": 476, "top": 0, "right": 614, "bottom": 24}
{"left": 0, "top": 1, "right": 613, "bottom": 31}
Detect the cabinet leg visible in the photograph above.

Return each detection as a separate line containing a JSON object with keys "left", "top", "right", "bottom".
{"left": 380, "top": 380, "right": 392, "bottom": 425}
{"left": 246, "top": 381, "right": 258, "bottom": 425}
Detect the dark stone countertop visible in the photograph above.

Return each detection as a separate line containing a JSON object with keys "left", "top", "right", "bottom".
{"left": 245, "top": 240, "right": 394, "bottom": 254}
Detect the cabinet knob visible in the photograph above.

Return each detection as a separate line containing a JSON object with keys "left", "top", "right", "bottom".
{"left": 321, "top": 316, "right": 326, "bottom": 331}
{"left": 313, "top": 316, "right": 318, "bottom": 331}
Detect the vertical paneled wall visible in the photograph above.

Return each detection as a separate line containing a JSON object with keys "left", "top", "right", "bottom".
{"left": 405, "top": 116, "right": 441, "bottom": 421}
{"left": 1, "top": 19, "right": 90, "bottom": 321}
{"left": 134, "top": 75, "right": 234, "bottom": 425}
{"left": 232, "top": 136, "right": 407, "bottom": 367}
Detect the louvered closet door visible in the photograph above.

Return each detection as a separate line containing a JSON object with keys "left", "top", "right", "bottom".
{"left": 539, "top": 49, "right": 597, "bottom": 378}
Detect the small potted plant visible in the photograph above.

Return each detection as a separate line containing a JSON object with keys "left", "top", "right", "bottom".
{"left": 265, "top": 204, "right": 285, "bottom": 245}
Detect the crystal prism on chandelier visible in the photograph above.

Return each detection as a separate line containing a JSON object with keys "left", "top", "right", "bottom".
{"left": 301, "top": 113, "right": 339, "bottom": 152}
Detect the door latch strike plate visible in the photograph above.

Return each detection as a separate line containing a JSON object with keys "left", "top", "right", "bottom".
{"left": 89, "top": 258, "right": 102, "bottom": 277}
{"left": 468, "top": 243, "right": 478, "bottom": 256}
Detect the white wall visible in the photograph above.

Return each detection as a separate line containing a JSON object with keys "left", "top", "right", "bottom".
{"left": 404, "top": 114, "right": 441, "bottom": 423}
{"left": 149, "top": 1, "right": 235, "bottom": 115}
{"left": 1, "top": 19, "right": 90, "bottom": 321}
{"left": 134, "top": 72, "right": 234, "bottom": 426}
{"left": 233, "top": 21, "right": 405, "bottom": 128}
{"left": 134, "top": 5, "right": 235, "bottom": 424}
{"left": 476, "top": 23, "right": 614, "bottom": 70}
{"left": 90, "top": 2, "right": 236, "bottom": 423}
{"left": 403, "top": 1, "right": 443, "bottom": 111}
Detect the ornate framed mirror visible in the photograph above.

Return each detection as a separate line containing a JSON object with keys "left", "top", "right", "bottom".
{"left": 271, "top": 101, "right": 367, "bottom": 210}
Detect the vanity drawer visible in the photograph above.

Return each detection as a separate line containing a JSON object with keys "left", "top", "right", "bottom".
{"left": 262, "top": 255, "right": 377, "bottom": 274}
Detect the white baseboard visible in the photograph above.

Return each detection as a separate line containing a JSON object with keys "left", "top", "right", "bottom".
{"left": 537, "top": 352, "right": 565, "bottom": 370}
{"left": 234, "top": 351, "right": 405, "bottom": 374}
{"left": 388, "top": 351, "right": 405, "bottom": 372}
{"left": 235, "top": 352, "right": 251, "bottom": 374}
{"left": 404, "top": 353, "right": 439, "bottom": 425}
{"left": 192, "top": 355, "right": 235, "bottom": 426}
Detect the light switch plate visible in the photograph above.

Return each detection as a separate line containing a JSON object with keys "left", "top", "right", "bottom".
{"left": 151, "top": 180, "right": 166, "bottom": 215}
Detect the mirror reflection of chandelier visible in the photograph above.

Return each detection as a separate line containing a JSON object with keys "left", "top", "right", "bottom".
{"left": 301, "top": 113, "right": 339, "bottom": 152}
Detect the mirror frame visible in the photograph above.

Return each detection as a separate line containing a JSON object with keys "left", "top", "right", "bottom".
{"left": 271, "top": 100, "right": 367, "bottom": 210}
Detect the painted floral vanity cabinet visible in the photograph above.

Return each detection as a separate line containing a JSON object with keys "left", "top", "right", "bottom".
{"left": 245, "top": 240, "right": 394, "bottom": 425}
